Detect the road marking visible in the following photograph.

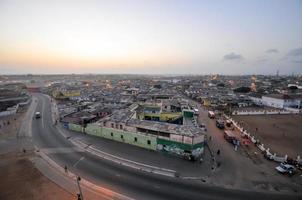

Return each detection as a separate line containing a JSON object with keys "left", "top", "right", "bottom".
{"left": 41, "top": 97, "right": 45, "bottom": 129}
{"left": 73, "top": 156, "right": 85, "bottom": 168}
{"left": 153, "top": 185, "right": 160, "bottom": 189}
{"left": 38, "top": 150, "right": 135, "bottom": 200}
{"left": 40, "top": 147, "right": 85, "bottom": 154}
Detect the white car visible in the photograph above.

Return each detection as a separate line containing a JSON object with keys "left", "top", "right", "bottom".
{"left": 35, "top": 112, "right": 41, "bottom": 119}
{"left": 275, "top": 163, "right": 295, "bottom": 175}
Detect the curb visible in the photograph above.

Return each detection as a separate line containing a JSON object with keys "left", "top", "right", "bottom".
{"left": 35, "top": 146, "right": 134, "bottom": 200}
{"left": 70, "top": 137, "right": 177, "bottom": 177}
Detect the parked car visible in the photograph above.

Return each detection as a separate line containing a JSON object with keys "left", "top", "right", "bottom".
{"left": 275, "top": 163, "right": 296, "bottom": 176}
{"left": 216, "top": 119, "right": 225, "bottom": 129}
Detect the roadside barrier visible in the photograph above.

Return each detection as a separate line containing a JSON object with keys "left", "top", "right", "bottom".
{"left": 224, "top": 114, "right": 300, "bottom": 163}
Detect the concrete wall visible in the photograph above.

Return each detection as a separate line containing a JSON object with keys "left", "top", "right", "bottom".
{"left": 157, "top": 138, "right": 204, "bottom": 158}
{"left": 262, "top": 96, "right": 284, "bottom": 108}
{"left": 85, "top": 124, "right": 157, "bottom": 150}
{"left": 74, "top": 123, "right": 205, "bottom": 157}
{"left": 160, "top": 112, "right": 182, "bottom": 121}
{"left": 139, "top": 112, "right": 182, "bottom": 122}
{"left": 157, "top": 138, "right": 204, "bottom": 151}
{"left": 68, "top": 123, "right": 83, "bottom": 132}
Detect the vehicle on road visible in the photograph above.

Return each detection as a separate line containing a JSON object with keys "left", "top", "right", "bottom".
{"left": 194, "top": 108, "right": 199, "bottom": 116}
{"left": 226, "top": 120, "right": 232, "bottom": 127}
{"left": 223, "top": 130, "right": 237, "bottom": 143}
{"left": 216, "top": 119, "right": 225, "bottom": 129}
{"left": 35, "top": 112, "right": 41, "bottom": 119}
{"left": 208, "top": 111, "right": 215, "bottom": 118}
{"left": 275, "top": 163, "right": 296, "bottom": 176}
{"left": 199, "top": 123, "right": 207, "bottom": 131}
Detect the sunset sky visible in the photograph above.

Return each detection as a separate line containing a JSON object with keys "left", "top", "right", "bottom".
{"left": 0, "top": 0, "right": 302, "bottom": 74}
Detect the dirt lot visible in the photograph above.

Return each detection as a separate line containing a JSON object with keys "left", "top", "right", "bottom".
{"left": 0, "top": 109, "right": 74, "bottom": 200}
{"left": 0, "top": 113, "right": 24, "bottom": 139}
{"left": 232, "top": 114, "right": 302, "bottom": 158}
{"left": 0, "top": 151, "right": 74, "bottom": 200}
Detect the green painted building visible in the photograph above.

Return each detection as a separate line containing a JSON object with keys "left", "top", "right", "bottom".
{"left": 85, "top": 124, "right": 157, "bottom": 150}
{"left": 64, "top": 105, "right": 205, "bottom": 160}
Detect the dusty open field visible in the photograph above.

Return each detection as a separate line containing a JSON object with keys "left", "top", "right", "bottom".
{"left": 0, "top": 113, "right": 24, "bottom": 139}
{"left": 0, "top": 152, "right": 74, "bottom": 200}
{"left": 0, "top": 108, "right": 74, "bottom": 200}
{"left": 232, "top": 114, "right": 302, "bottom": 158}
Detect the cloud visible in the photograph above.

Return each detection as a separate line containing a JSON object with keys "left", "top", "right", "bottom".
{"left": 223, "top": 52, "right": 243, "bottom": 61}
{"left": 287, "top": 47, "right": 302, "bottom": 57}
{"left": 256, "top": 57, "right": 268, "bottom": 63}
{"left": 292, "top": 60, "right": 302, "bottom": 63}
{"left": 266, "top": 48, "right": 278, "bottom": 53}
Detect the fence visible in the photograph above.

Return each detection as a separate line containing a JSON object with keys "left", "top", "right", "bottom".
{"left": 0, "top": 97, "right": 31, "bottom": 117}
{"left": 224, "top": 114, "right": 299, "bottom": 163}
{"left": 232, "top": 109, "right": 301, "bottom": 116}
{"left": 0, "top": 104, "right": 19, "bottom": 117}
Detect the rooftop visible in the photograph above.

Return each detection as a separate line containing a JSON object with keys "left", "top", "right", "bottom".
{"left": 264, "top": 94, "right": 302, "bottom": 100}
{"left": 127, "top": 118, "right": 203, "bottom": 137}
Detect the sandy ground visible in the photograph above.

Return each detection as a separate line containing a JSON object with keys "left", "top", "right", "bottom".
{"left": 0, "top": 113, "right": 23, "bottom": 139}
{"left": 0, "top": 151, "right": 74, "bottom": 200}
{"left": 0, "top": 108, "right": 74, "bottom": 200}
{"left": 232, "top": 114, "right": 302, "bottom": 158}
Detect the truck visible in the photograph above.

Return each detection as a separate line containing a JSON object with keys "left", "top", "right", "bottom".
{"left": 223, "top": 130, "right": 237, "bottom": 143}
{"left": 35, "top": 112, "right": 41, "bottom": 119}
{"left": 208, "top": 111, "right": 215, "bottom": 118}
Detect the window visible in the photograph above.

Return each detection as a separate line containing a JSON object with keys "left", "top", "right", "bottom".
{"left": 147, "top": 140, "right": 151, "bottom": 145}
{"left": 121, "top": 135, "right": 124, "bottom": 139}
{"left": 111, "top": 123, "right": 114, "bottom": 128}
{"left": 120, "top": 124, "right": 123, "bottom": 129}
{"left": 111, "top": 132, "right": 113, "bottom": 137}
{"left": 134, "top": 137, "right": 137, "bottom": 142}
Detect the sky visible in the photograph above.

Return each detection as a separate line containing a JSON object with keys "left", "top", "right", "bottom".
{"left": 0, "top": 0, "right": 302, "bottom": 75}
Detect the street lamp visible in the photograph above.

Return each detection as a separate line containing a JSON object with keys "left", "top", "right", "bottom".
{"left": 76, "top": 176, "right": 84, "bottom": 200}
{"left": 73, "top": 157, "right": 85, "bottom": 200}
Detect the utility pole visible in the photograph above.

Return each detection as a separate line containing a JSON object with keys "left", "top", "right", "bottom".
{"left": 76, "top": 176, "right": 84, "bottom": 200}
{"left": 73, "top": 157, "right": 85, "bottom": 200}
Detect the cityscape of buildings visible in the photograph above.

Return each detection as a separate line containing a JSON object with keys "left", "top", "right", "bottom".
{"left": 1, "top": 1, "right": 302, "bottom": 200}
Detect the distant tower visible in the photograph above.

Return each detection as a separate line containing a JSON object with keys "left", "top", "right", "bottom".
{"left": 276, "top": 70, "right": 279, "bottom": 77}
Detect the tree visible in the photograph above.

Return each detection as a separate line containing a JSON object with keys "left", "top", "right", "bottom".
{"left": 288, "top": 85, "right": 298, "bottom": 90}
{"left": 233, "top": 87, "right": 251, "bottom": 93}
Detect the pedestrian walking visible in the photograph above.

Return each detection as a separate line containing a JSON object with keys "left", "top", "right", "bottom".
{"left": 217, "top": 149, "right": 220, "bottom": 155}
{"left": 64, "top": 165, "right": 68, "bottom": 173}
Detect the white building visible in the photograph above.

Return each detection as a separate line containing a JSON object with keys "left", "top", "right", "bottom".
{"left": 249, "top": 94, "right": 302, "bottom": 109}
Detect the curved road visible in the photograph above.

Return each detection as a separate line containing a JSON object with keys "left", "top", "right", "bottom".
{"left": 31, "top": 93, "right": 300, "bottom": 200}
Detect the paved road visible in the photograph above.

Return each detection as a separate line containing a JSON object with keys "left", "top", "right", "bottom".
{"left": 30, "top": 93, "right": 301, "bottom": 200}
